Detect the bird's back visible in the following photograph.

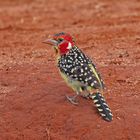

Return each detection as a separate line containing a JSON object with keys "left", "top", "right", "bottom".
{"left": 58, "top": 46, "right": 105, "bottom": 91}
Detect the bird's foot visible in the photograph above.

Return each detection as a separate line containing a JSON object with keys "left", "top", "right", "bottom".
{"left": 66, "top": 95, "right": 78, "bottom": 105}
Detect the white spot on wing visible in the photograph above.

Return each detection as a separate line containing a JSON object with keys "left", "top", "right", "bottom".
{"left": 91, "top": 83, "right": 94, "bottom": 86}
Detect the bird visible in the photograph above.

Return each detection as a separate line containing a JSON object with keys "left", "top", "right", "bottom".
{"left": 43, "top": 32, "right": 113, "bottom": 121}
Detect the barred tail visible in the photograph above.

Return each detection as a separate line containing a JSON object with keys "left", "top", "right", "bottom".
{"left": 91, "top": 92, "right": 113, "bottom": 122}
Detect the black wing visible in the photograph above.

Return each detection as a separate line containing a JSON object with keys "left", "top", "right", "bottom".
{"left": 58, "top": 47, "right": 105, "bottom": 89}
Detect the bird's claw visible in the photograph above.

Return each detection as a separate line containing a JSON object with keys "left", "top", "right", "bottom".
{"left": 66, "top": 95, "right": 78, "bottom": 105}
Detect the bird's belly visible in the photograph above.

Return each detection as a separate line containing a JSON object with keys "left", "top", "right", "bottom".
{"left": 59, "top": 71, "right": 84, "bottom": 92}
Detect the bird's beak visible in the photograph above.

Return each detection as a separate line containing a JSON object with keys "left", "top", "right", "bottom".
{"left": 43, "top": 39, "right": 59, "bottom": 54}
{"left": 42, "top": 39, "right": 58, "bottom": 46}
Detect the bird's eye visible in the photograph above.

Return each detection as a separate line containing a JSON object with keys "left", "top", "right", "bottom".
{"left": 58, "top": 38, "right": 64, "bottom": 42}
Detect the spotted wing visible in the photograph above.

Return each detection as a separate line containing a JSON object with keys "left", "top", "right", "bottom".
{"left": 58, "top": 47, "right": 105, "bottom": 89}
{"left": 77, "top": 48, "right": 105, "bottom": 89}
{"left": 70, "top": 63, "right": 104, "bottom": 89}
{"left": 59, "top": 61, "right": 104, "bottom": 90}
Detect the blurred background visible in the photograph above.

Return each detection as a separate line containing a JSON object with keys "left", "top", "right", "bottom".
{"left": 0, "top": 0, "right": 140, "bottom": 140}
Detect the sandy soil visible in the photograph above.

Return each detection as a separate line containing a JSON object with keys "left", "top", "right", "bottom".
{"left": 0, "top": 0, "right": 140, "bottom": 139}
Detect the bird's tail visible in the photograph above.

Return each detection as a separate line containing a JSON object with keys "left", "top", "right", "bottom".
{"left": 90, "top": 92, "right": 113, "bottom": 122}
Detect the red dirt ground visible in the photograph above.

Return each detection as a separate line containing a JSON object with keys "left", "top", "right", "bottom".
{"left": 0, "top": 0, "right": 140, "bottom": 140}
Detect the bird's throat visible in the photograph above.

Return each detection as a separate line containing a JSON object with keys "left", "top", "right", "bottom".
{"left": 54, "top": 46, "right": 58, "bottom": 54}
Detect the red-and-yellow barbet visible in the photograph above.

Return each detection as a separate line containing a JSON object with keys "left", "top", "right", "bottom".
{"left": 43, "top": 32, "right": 113, "bottom": 121}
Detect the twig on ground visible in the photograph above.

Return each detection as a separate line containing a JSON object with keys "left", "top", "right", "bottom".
{"left": 45, "top": 128, "right": 51, "bottom": 140}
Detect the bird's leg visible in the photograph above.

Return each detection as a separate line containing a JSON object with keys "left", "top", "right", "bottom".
{"left": 66, "top": 92, "right": 79, "bottom": 105}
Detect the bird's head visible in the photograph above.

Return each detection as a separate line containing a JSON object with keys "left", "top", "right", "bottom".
{"left": 43, "top": 32, "right": 75, "bottom": 55}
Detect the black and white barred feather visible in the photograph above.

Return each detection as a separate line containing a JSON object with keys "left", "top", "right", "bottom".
{"left": 90, "top": 92, "right": 113, "bottom": 121}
